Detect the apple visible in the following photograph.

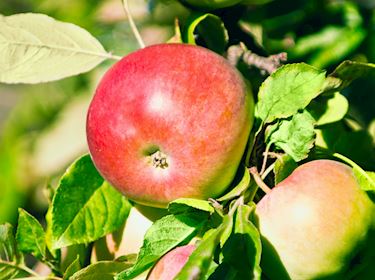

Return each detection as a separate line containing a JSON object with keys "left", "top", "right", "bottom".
{"left": 256, "top": 160, "right": 375, "bottom": 280}
{"left": 86, "top": 43, "right": 254, "bottom": 208}
{"left": 147, "top": 244, "right": 195, "bottom": 280}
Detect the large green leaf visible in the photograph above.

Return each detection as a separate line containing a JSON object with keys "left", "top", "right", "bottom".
{"left": 0, "top": 13, "right": 115, "bottom": 84}
{"left": 174, "top": 216, "right": 230, "bottom": 280}
{"left": 256, "top": 63, "right": 326, "bottom": 123}
{"left": 116, "top": 212, "right": 208, "bottom": 280}
{"left": 51, "top": 155, "right": 131, "bottom": 249}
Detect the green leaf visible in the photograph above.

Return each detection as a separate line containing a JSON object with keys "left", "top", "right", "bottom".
{"left": 16, "top": 209, "right": 46, "bottom": 260}
{"left": 266, "top": 110, "right": 316, "bottom": 162}
{"left": 222, "top": 204, "right": 262, "bottom": 280}
{"left": 0, "top": 13, "right": 113, "bottom": 84}
{"left": 307, "top": 92, "right": 349, "bottom": 126}
{"left": 309, "top": 28, "right": 366, "bottom": 69}
{"left": 333, "top": 154, "right": 375, "bottom": 194}
{"left": 217, "top": 165, "right": 251, "bottom": 202}
{"left": 273, "top": 155, "right": 298, "bottom": 184}
{"left": 116, "top": 212, "right": 208, "bottom": 280}
{"left": 327, "top": 60, "right": 375, "bottom": 91}
{"left": 169, "top": 198, "right": 214, "bottom": 215}
{"left": 289, "top": 26, "right": 343, "bottom": 58}
{"left": 256, "top": 63, "right": 326, "bottom": 123}
{"left": 0, "top": 262, "right": 31, "bottom": 280}
{"left": 0, "top": 224, "right": 21, "bottom": 263}
{"left": 51, "top": 155, "right": 132, "bottom": 249}
{"left": 63, "top": 255, "right": 81, "bottom": 280}
{"left": 184, "top": 13, "right": 228, "bottom": 54}
{"left": 174, "top": 217, "right": 230, "bottom": 280}
{"left": 69, "top": 260, "right": 134, "bottom": 280}
{"left": 0, "top": 224, "right": 31, "bottom": 279}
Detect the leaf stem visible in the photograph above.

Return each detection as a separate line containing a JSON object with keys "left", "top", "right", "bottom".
{"left": 122, "top": 0, "right": 145, "bottom": 49}
{"left": 261, "top": 162, "right": 276, "bottom": 180}
{"left": 260, "top": 143, "right": 271, "bottom": 175}
{"left": 228, "top": 196, "right": 244, "bottom": 217}
{"left": 249, "top": 167, "right": 272, "bottom": 194}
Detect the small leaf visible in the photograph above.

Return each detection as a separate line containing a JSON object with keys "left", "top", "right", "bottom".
{"left": 0, "top": 13, "right": 114, "bottom": 84}
{"left": 217, "top": 165, "right": 251, "bottom": 202}
{"left": 63, "top": 255, "right": 81, "bottom": 280}
{"left": 51, "top": 155, "right": 132, "bottom": 249}
{"left": 169, "top": 198, "right": 214, "bottom": 215}
{"left": 16, "top": 209, "right": 46, "bottom": 260}
{"left": 69, "top": 260, "right": 134, "bottom": 280}
{"left": 116, "top": 212, "right": 208, "bottom": 280}
{"left": 184, "top": 13, "right": 228, "bottom": 54}
{"left": 273, "top": 155, "right": 298, "bottom": 184}
{"left": 0, "top": 224, "right": 21, "bottom": 263}
{"left": 327, "top": 60, "right": 375, "bottom": 91}
{"left": 333, "top": 153, "right": 375, "bottom": 193}
{"left": 174, "top": 216, "right": 230, "bottom": 280}
{"left": 256, "top": 63, "right": 326, "bottom": 123}
{"left": 307, "top": 92, "right": 349, "bottom": 126}
{"left": 222, "top": 204, "right": 262, "bottom": 280}
{"left": 266, "top": 110, "right": 316, "bottom": 161}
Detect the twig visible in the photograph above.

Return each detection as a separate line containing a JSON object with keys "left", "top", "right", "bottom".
{"left": 227, "top": 43, "right": 287, "bottom": 74}
{"left": 122, "top": 0, "right": 145, "bottom": 48}
{"left": 265, "top": 151, "right": 285, "bottom": 162}
{"left": 249, "top": 167, "right": 272, "bottom": 194}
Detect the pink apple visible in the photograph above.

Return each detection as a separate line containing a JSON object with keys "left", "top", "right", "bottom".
{"left": 147, "top": 244, "right": 195, "bottom": 280}
{"left": 86, "top": 43, "right": 254, "bottom": 208}
{"left": 256, "top": 160, "right": 375, "bottom": 279}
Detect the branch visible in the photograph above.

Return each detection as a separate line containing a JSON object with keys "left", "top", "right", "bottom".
{"left": 227, "top": 43, "right": 287, "bottom": 74}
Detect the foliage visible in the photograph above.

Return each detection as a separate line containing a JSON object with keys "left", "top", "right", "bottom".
{"left": 0, "top": 0, "right": 374, "bottom": 279}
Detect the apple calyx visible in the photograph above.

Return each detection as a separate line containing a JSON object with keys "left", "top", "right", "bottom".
{"left": 148, "top": 150, "right": 169, "bottom": 169}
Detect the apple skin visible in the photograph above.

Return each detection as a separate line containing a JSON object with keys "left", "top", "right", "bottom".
{"left": 256, "top": 160, "right": 375, "bottom": 280}
{"left": 87, "top": 43, "right": 254, "bottom": 208}
{"left": 147, "top": 245, "right": 195, "bottom": 280}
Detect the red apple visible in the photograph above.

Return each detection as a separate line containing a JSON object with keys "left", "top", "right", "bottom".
{"left": 256, "top": 160, "right": 375, "bottom": 279}
{"left": 147, "top": 244, "right": 195, "bottom": 280}
{"left": 86, "top": 43, "right": 254, "bottom": 208}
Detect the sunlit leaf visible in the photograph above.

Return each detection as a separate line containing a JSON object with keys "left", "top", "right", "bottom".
{"left": 0, "top": 13, "right": 115, "bottom": 84}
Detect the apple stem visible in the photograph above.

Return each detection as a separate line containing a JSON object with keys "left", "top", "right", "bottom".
{"left": 249, "top": 167, "right": 272, "bottom": 194}
{"left": 227, "top": 43, "right": 287, "bottom": 74}
{"left": 122, "top": 0, "right": 146, "bottom": 49}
